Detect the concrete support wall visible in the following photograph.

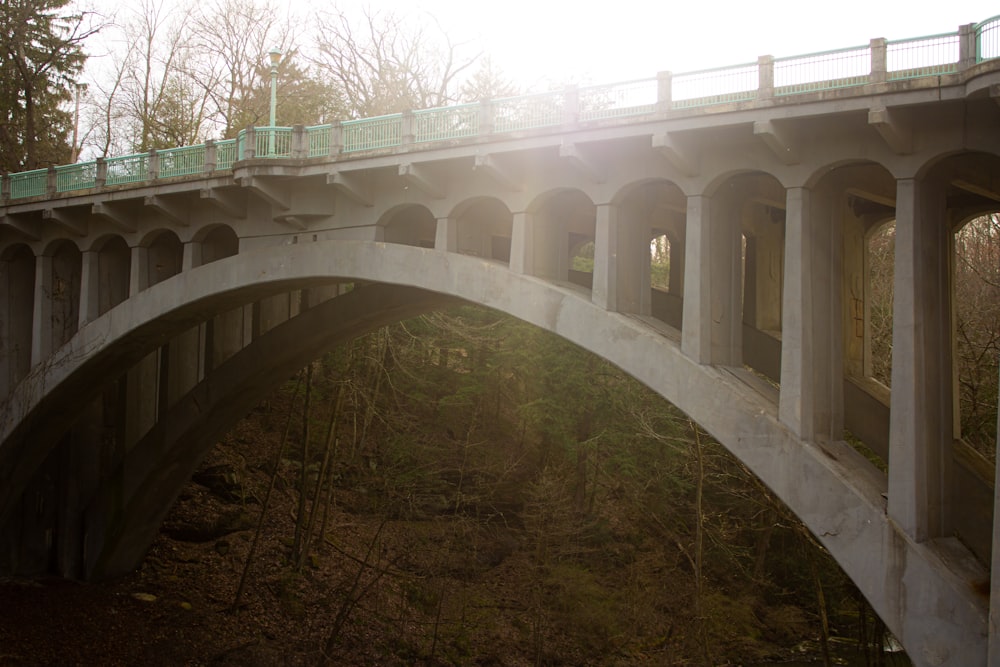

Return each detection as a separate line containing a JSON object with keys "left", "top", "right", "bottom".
{"left": 888, "top": 177, "right": 954, "bottom": 542}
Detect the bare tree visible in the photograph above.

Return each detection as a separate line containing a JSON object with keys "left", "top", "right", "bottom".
{"left": 310, "top": 7, "right": 479, "bottom": 118}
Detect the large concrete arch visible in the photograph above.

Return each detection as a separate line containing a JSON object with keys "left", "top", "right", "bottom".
{"left": 0, "top": 240, "right": 988, "bottom": 664}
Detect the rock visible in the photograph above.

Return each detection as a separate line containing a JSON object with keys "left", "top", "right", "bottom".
{"left": 131, "top": 592, "right": 157, "bottom": 603}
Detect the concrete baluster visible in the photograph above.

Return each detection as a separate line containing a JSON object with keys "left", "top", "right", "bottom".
{"left": 870, "top": 38, "right": 888, "bottom": 84}
{"left": 656, "top": 70, "right": 673, "bottom": 114}
{"left": 758, "top": 55, "right": 775, "bottom": 100}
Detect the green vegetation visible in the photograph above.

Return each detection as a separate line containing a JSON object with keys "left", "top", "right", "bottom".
{"left": 233, "top": 306, "right": 905, "bottom": 665}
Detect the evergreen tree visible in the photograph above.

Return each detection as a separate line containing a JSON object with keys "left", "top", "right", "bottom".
{"left": 0, "top": 0, "right": 96, "bottom": 171}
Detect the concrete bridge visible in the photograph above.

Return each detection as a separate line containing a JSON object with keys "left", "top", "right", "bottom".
{"left": 2, "top": 17, "right": 1000, "bottom": 665}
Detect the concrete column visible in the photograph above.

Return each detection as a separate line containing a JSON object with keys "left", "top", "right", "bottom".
{"left": 129, "top": 245, "right": 148, "bottom": 296}
{"left": 182, "top": 241, "right": 201, "bottom": 271}
{"left": 434, "top": 216, "right": 457, "bottom": 253}
{"left": 592, "top": 203, "right": 618, "bottom": 311}
{"left": 887, "top": 177, "right": 953, "bottom": 542}
{"left": 990, "top": 364, "right": 1000, "bottom": 666}
{"left": 611, "top": 204, "right": 651, "bottom": 316}
{"left": 31, "top": 254, "right": 53, "bottom": 366}
{"left": 682, "top": 195, "right": 712, "bottom": 363}
{"left": 779, "top": 187, "right": 840, "bottom": 441}
{"left": 78, "top": 249, "right": 100, "bottom": 329}
{"left": 681, "top": 193, "right": 740, "bottom": 365}
{"left": 509, "top": 211, "right": 533, "bottom": 275}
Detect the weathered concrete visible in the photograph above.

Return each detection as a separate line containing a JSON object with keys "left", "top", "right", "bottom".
{"left": 1, "top": 50, "right": 999, "bottom": 666}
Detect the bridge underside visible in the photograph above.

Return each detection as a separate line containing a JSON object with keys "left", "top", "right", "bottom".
{"left": 0, "top": 242, "right": 991, "bottom": 665}
{"left": 2, "top": 68, "right": 1000, "bottom": 665}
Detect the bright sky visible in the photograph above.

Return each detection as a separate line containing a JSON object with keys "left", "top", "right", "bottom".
{"left": 375, "top": 0, "right": 1000, "bottom": 89}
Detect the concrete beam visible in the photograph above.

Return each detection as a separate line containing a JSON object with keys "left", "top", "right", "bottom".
{"left": 91, "top": 203, "right": 137, "bottom": 233}
{"left": 1, "top": 214, "right": 40, "bottom": 241}
{"left": 42, "top": 208, "right": 87, "bottom": 236}
{"left": 144, "top": 195, "right": 189, "bottom": 227}
{"left": 652, "top": 133, "right": 698, "bottom": 177}
{"left": 399, "top": 163, "right": 445, "bottom": 199}
{"left": 238, "top": 176, "right": 289, "bottom": 210}
{"left": 953, "top": 178, "right": 1000, "bottom": 204}
{"left": 199, "top": 188, "right": 246, "bottom": 219}
{"left": 868, "top": 107, "right": 912, "bottom": 155}
{"left": 327, "top": 171, "right": 372, "bottom": 207}
{"left": 559, "top": 142, "right": 605, "bottom": 183}
{"left": 473, "top": 154, "right": 521, "bottom": 191}
{"left": 274, "top": 215, "right": 308, "bottom": 230}
{"left": 753, "top": 120, "right": 800, "bottom": 165}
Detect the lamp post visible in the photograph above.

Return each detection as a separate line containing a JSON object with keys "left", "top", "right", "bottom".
{"left": 268, "top": 47, "right": 281, "bottom": 155}
{"left": 71, "top": 82, "right": 87, "bottom": 163}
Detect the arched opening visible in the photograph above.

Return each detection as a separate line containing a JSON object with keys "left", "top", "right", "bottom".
{"left": 952, "top": 212, "right": 1000, "bottom": 463}
{"left": 50, "top": 240, "right": 82, "bottom": 349}
{"left": 96, "top": 236, "right": 130, "bottom": 316}
{"left": 146, "top": 230, "right": 182, "bottom": 287}
{"left": 383, "top": 206, "right": 436, "bottom": 248}
{"left": 454, "top": 198, "right": 513, "bottom": 263}
{"left": 865, "top": 220, "right": 895, "bottom": 388}
{"left": 200, "top": 225, "right": 239, "bottom": 265}
{"left": 0, "top": 244, "right": 36, "bottom": 395}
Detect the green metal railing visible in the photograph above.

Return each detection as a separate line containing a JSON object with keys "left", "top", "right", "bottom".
{"left": 343, "top": 114, "right": 402, "bottom": 152}
{"left": 9, "top": 169, "right": 47, "bottom": 199}
{"left": 414, "top": 104, "right": 479, "bottom": 142}
{"left": 159, "top": 144, "right": 206, "bottom": 178}
{"left": 978, "top": 15, "right": 1000, "bottom": 60}
{"left": 55, "top": 161, "right": 97, "bottom": 192}
{"left": 775, "top": 45, "right": 871, "bottom": 95}
{"left": 580, "top": 79, "right": 658, "bottom": 121}
{"left": 888, "top": 33, "right": 959, "bottom": 80}
{"left": 4, "top": 14, "right": 998, "bottom": 201}
{"left": 672, "top": 62, "right": 758, "bottom": 108}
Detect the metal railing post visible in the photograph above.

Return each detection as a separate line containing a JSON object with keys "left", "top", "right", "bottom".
{"left": 758, "top": 55, "right": 775, "bottom": 100}
{"left": 656, "top": 70, "right": 673, "bottom": 113}
{"left": 870, "top": 38, "right": 888, "bottom": 84}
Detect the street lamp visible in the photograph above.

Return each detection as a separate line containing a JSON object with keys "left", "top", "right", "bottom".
{"left": 268, "top": 47, "right": 281, "bottom": 155}
{"left": 269, "top": 47, "right": 281, "bottom": 127}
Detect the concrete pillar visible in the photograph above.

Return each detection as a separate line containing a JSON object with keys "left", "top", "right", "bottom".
{"left": 78, "top": 249, "right": 100, "bottom": 328}
{"left": 990, "top": 363, "right": 1000, "bottom": 666}
{"left": 129, "top": 245, "right": 148, "bottom": 296}
{"left": 887, "top": 177, "right": 953, "bottom": 542}
{"left": 681, "top": 194, "right": 740, "bottom": 365}
{"left": 779, "top": 187, "right": 841, "bottom": 441}
{"left": 435, "top": 216, "right": 457, "bottom": 253}
{"left": 31, "top": 254, "right": 53, "bottom": 366}
{"left": 608, "top": 203, "right": 651, "bottom": 316}
{"left": 592, "top": 203, "right": 618, "bottom": 311}
{"left": 509, "top": 211, "right": 533, "bottom": 275}
{"left": 682, "top": 195, "right": 712, "bottom": 363}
